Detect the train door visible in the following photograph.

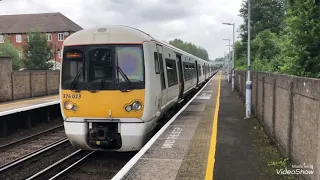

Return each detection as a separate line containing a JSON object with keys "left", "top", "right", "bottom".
{"left": 198, "top": 64, "right": 202, "bottom": 82}
{"left": 156, "top": 44, "right": 167, "bottom": 107}
{"left": 176, "top": 54, "right": 184, "bottom": 98}
{"left": 195, "top": 61, "right": 199, "bottom": 86}
{"left": 205, "top": 65, "right": 209, "bottom": 78}
{"left": 204, "top": 63, "right": 206, "bottom": 79}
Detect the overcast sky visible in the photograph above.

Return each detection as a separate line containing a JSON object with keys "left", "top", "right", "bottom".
{"left": 0, "top": 0, "right": 244, "bottom": 60}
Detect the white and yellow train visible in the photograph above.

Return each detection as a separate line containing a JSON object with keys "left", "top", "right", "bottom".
{"left": 59, "top": 25, "right": 217, "bottom": 152}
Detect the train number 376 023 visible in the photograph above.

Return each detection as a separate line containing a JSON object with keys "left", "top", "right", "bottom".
{"left": 63, "top": 94, "right": 81, "bottom": 99}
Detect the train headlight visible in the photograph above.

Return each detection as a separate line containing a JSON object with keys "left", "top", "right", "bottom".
{"left": 132, "top": 101, "right": 142, "bottom": 110}
{"left": 124, "top": 101, "right": 143, "bottom": 112}
{"left": 72, "top": 105, "right": 78, "bottom": 111}
{"left": 64, "top": 101, "right": 73, "bottom": 110}
{"left": 125, "top": 105, "right": 132, "bottom": 112}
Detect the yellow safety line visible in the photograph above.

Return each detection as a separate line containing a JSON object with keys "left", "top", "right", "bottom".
{"left": 205, "top": 71, "right": 222, "bottom": 180}
{"left": 0, "top": 95, "right": 59, "bottom": 108}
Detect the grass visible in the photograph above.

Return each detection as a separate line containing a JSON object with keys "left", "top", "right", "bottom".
{"left": 249, "top": 113, "right": 295, "bottom": 180}
{"left": 234, "top": 90, "right": 295, "bottom": 179}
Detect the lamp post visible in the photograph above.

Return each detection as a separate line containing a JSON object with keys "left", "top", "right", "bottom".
{"left": 246, "top": 0, "right": 252, "bottom": 118}
{"left": 222, "top": 22, "right": 235, "bottom": 91}
{"left": 223, "top": 39, "right": 230, "bottom": 82}
{"left": 56, "top": 48, "right": 60, "bottom": 70}
{"left": 54, "top": 44, "right": 60, "bottom": 70}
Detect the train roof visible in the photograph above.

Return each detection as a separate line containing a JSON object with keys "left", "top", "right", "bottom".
{"left": 63, "top": 25, "right": 213, "bottom": 65}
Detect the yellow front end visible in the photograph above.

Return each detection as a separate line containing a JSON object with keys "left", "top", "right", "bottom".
{"left": 61, "top": 89, "right": 152, "bottom": 152}
{"left": 61, "top": 89, "right": 145, "bottom": 119}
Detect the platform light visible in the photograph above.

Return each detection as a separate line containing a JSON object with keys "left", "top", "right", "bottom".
{"left": 246, "top": 0, "right": 252, "bottom": 118}
{"left": 222, "top": 38, "right": 231, "bottom": 83}
{"left": 222, "top": 22, "right": 235, "bottom": 91}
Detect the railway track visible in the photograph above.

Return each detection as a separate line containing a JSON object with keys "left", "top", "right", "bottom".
{"left": 25, "top": 151, "right": 135, "bottom": 180}
{"left": 0, "top": 125, "right": 65, "bottom": 166}
{"left": 0, "top": 138, "right": 79, "bottom": 180}
{"left": 0, "top": 125, "right": 64, "bottom": 152}
{"left": 26, "top": 150, "right": 93, "bottom": 180}
{"left": 0, "top": 125, "right": 77, "bottom": 180}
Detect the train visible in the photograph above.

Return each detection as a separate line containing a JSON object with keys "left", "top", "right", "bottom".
{"left": 59, "top": 25, "right": 218, "bottom": 152}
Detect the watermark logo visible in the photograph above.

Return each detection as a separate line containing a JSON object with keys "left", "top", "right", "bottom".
{"left": 276, "top": 163, "right": 314, "bottom": 175}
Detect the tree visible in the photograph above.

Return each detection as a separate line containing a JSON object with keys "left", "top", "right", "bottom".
{"left": 238, "top": 0, "right": 285, "bottom": 42}
{"left": 0, "top": 39, "right": 24, "bottom": 70}
{"left": 236, "top": 0, "right": 288, "bottom": 73}
{"left": 236, "top": 0, "right": 320, "bottom": 78}
{"left": 214, "top": 57, "right": 225, "bottom": 61}
{"left": 282, "top": 0, "right": 320, "bottom": 77}
{"left": 252, "top": 30, "right": 281, "bottom": 63}
{"left": 169, "top": 38, "right": 210, "bottom": 61}
{"left": 22, "top": 31, "right": 53, "bottom": 70}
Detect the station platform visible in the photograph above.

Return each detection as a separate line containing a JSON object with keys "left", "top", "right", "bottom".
{"left": 114, "top": 71, "right": 275, "bottom": 180}
{"left": 0, "top": 95, "right": 59, "bottom": 117}
{"left": 0, "top": 95, "right": 60, "bottom": 137}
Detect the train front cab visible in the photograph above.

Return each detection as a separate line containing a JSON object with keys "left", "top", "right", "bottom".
{"left": 60, "top": 44, "right": 157, "bottom": 152}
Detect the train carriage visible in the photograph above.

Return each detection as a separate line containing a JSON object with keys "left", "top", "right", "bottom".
{"left": 60, "top": 25, "right": 216, "bottom": 152}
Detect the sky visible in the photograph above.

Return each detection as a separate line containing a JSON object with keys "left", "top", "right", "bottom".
{"left": 0, "top": 0, "right": 244, "bottom": 60}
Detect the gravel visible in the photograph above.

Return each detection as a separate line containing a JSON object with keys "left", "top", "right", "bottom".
{"left": 60, "top": 151, "right": 136, "bottom": 180}
{"left": 0, "top": 141, "right": 76, "bottom": 180}
{"left": 0, "top": 129, "right": 66, "bottom": 166}
{"left": 0, "top": 118, "right": 63, "bottom": 146}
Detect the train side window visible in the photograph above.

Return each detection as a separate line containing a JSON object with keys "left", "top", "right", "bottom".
{"left": 166, "top": 58, "right": 178, "bottom": 87}
{"left": 154, "top": 52, "right": 160, "bottom": 74}
{"left": 190, "top": 64, "right": 193, "bottom": 78}
{"left": 185, "top": 64, "right": 189, "bottom": 80}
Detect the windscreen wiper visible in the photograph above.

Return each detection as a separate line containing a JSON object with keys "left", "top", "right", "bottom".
{"left": 71, "top": 66, "right": 84, "bottom": 90}
{"left": 87, "top": 73, "right": 108, "bottom": 93}
{"left": 97, "top": 73, "right": 108, "bottom": 91}
{"left": 116, "top": 66, "right": 134, "bottom": 91}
